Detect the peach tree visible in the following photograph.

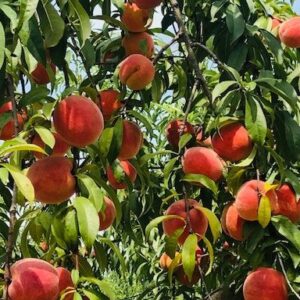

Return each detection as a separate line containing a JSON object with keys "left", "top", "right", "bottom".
{"left": 0, "top": 0, "right": 300, "bottom": 299}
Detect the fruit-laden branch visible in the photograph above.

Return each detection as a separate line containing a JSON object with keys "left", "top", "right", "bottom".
{"left": 168, "top": 0, "right": 212, "bottom": 105}
{"left": 3, "top": 75, "right": 19, "bottom": 300}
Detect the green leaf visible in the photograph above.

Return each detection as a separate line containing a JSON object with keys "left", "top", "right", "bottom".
{"left": 178, "top": 133, "right": 192, "bottom": 151}
{"left": 212, "top": 81, "right": 237, "bottom": 101}
{"left": 19, "top": 86, "right": 49, "bottom": 107}
{"left": 1, "top": 164, "right": 34, "bottom": 202}
{"left": 73, "top": 197, "right": 99, "bottom": 249}
{"left": 34, "top": 126, "right": 55, "bottom": 148}
{"left": 20, "top": 222, "right": 32, "bottom": 257}
{"left": 64, "top": 208, "right": 79, "bottom": 250}
{"left": 168, "top": 253, "right": 182, "bottom": 285}
{"left": 257, "top": 195, "right": 271, "bottom": 228}
{"left": 182, "top": 234, "right": 197, "bottom": 282}
{"left": 234, "top": 145, "right": 257, "bottom": 167}
{"left": 182, "top": 174, "right": 218, "bottom": 196}
{"left": 0, "top": 142, "right": 47, "bottom": 157}
{"left": 202, "top": 235, "right": 214, "bottom": 275}
{"left": 98, "top": 128, "right": 114, "bottom": 159}
{"left": 164, "top": 157, "right": 179, "bottom": 186}
{"left": 226, "top": 4, "right": 245, "bottom": 43}
{"left": 17, "top": 0, "right": 39, "bottom": 32}
{"left": 0, "top": 22, "right": 5, "bottom": 69}
{"left": 81, "top": 278, "right": 116, "bottom": 300}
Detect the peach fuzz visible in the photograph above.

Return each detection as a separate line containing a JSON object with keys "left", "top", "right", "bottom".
{"left": 57, "top": 267, "right": 74, "bottom": 300}
{"left": 53, "top": 95, "right": 104, "bottom": 148}
{"left": 99, "top": 90, "right": 123, "bottom": 121}
{"left": 221, "top": 202, "right": 245, "bottom": 241}
{"left": 279, "top": 16, "right": 300, "bottom": 48}
{"left": 162, "top": 199, "right": 208, "bottom": 245}
{"left": 133, "top": 0, "right": 163, "bottom": 9}
{"left": 99, "top": 196, "right": 117, "bottom": 230}
{"left": 31, "top": 62, "right": 56, "bottom": 85}
{"left": 166, "top": 120, "right": 194, "bottom": 148}
{"left": 119, "top": 54, "right": 155, "bottom": 90}
{"left": 107, "top": 160, "right": 137, "bottom": 189}
{"left": 32, "top": 132, "right": 70, "bottom": 159}
{"left": 243, "top": 267, "right": 288, "bottom": 300}
{"left": 235, "top": 180, "right": 278, "bottom": 221}
{"left": 8, "top": 258, "right": 59, "bottom": 300}
{"left": 27, "top": 156, "right": 76, "bottom": 204}
{"left": 211, "top": 123, "right": 253, "bottom": 162}
{"left": 122, "top": 32, "right": 154, "bottom": 58}
{"left": 121, "top": 3, "right": 150, "bottom": 33}
{"left": 118, "top": 120, "right": 143, "bottom": 160}
{"left": 182, "top": 147, "right": 224, "bottom": 182}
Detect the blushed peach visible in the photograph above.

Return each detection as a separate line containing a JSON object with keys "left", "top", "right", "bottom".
{"left": 99, "top": 90, "right": 123, "bottom": 121}
{"left": 272, "top": 18, "right": 282, "bottom": 29}
{"left": 57, "top": 267, "right": 74, "bottom": 300}
{"left": 166, "top": 120, "right": 194, "bottom": 148}
{"left": 31, "top": 63, "right": 56, "bottom": 85}
{"left": 133, "top": 0, "right": 163, "bottom": 9}
{"left": 159, "top": 252, "right": 180, "bottom": 270}
{"left": 99, "top": 196, "right": 117, "bottom": 230}
{"left": 279, "top": 16, "right": 300, "bottom": 48}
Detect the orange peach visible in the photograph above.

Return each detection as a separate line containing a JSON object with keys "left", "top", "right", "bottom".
{"left": 8, "top": 258, "right": 59, "bottom": 300}
{"left": 221, "top": 202, "right": 245, "bottom": 241}
{"left": 279, "top": 16, "right": 300, "bottom": 48}
{"left": 182, "top": 147, "right": 224, "bottom": 181}
{"left": 162, "top": 199, "right": 208, "bottom": 245}
{"left": 243, "top": 267, "right": 288, "bottom": 300}
{"left": 99, "top": 196, "right": 117, "bottom": 230}
{"left": 235, "top": 180, "right": 278, "bottom": 221}
{"left": 53, "top": 95, "right": 104, "bottom": 148}
{"left": 107, "top": 160, "right": 137, "bottom": 189}
{"left": 32, "top": 132, "right": 70, "bottom": 159}
{"left": 166, "top": 120, "right": 194, "bottom": 148}
{"left": 159, "top": 252, "right": 180, "bottom": 270}
{"left": 27, "top": 156, "right": 76, "bottom": 204}
{"left": 119, "top": 54, "right": 155, "bottom": 90}
{"left": 99, "top": 90, "right": 123, "bottom": 121}
{"left": 122, "top": 32, "right": 154, "bottom": 58}
{"left": 31, "top": 63, "right": 56, "bottom": 85}
{"left": 133, "top": 0, "right": 163, "bottom": 9}
{"left": 211, "top": 123, "right": 253, "bottom": 162}
{"left": 121, "top": 3, "right": 150, "bottom": 33}
{"left": 57, "top": 267, "right": 74, "bottom": 300}
{"left": 118, "top": 120, "right": 143, "bottom": 160}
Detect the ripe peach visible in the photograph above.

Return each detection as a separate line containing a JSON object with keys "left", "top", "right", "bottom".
{"left": 99, "top": 196, "right": 117, "bottom": 230}
{"left": 159, "top": 252, "right": 180, "bottom": 270}
{"left": 166, "top": 120, "right": 194, "bottom": 148}
{"left": 122, "top": 32, "right": 154, "bottom": 58}
{"left": 221, "top": 202, "right": 245, "bottom": 241}
{"left": 8, "top": 258, "right": 59, "bottom": 300}
{"left": 243, "top": 267, "right": 288, "bottom": 300}
{"left": 99, "top": 90, "right": 123, "bottom": 121}
{"left": 121, "top": 3, "right": 150, "bottom": 33}
{"left": 272, "top": 18, "right": 282, "bottom": 29}
{"left": 274, "top": 184, "right": 300, "bottom": 223}
{"left": 0, "top": 101, "right": 12, "bottom": 113}
{"left": 211, "top": 123, "right": 253, "bottom": 162}
{"left": 27, "top": 156, "right": 76, "bottom": 204}
{"left": 57, "top": 267, "right": 74, "bottom": 300}
{"left": 119, "top": 54, "right": 155, "bottom": 90}
{"left": 107, "top": 160, "right": 137, "bottom": 189}
{"left": 235, "top": 180, "right": 278, "bottom": 221}
{"left": 279, "top": 17, "right": 300, "bottom": 48}
{"left": 31, "top": 63, "right": 56, "bottom": 85}
{"left": 182, "top": 147, "right": 224, "bottom": 181}
{"left": 162, "top": 199, "right": 208, "bottom": 245}
{"left": 118, "top": 120, "right": 143, "bottom": 160}
{"left": 32, "top": 132, "right": 70, "bottom": 159}
{"left": 53, "top": 95, "right": 104, "bottom": 148}
{"left": 133, "top": 0, "right": 163, "bottom": 9}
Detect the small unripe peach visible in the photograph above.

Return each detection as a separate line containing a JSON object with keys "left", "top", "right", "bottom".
{"left": 166, "top": 120, "right": 194, "bottom": 148}
{"left": 99, "top": 90, "right": 123, "bottom": 121}
{"left": 99, "top": 197, "right": 117, "bottom": 230}
{"left": 57, "top": 267, "right": 74, "bottom": 300}
{"left": 119, "top": 54, "right": 155, "bottom": 90}
{"left": 133, "top": 0, "right": 163, "bottom": 9}
{"left": 31, "top": 63, "right": 56, "bottom": 85}
{"left": 279, "top": 17, "right": 300, "bottom": 48}
{"left": 159, "top": 252, "right": 179, "bottom": 270}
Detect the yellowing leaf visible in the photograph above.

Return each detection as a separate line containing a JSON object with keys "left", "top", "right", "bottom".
{"left": 264, "top": 182, "right": 278, "bottom": 193}
{"left": 258, "top": 195, "right": 271, "bottom": 228}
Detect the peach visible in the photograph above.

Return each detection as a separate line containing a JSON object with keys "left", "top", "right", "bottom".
{"left": 0, "top": 101, "right": 12, "bottom": 113}
{"left": 119, "top": 54, "right": 155, "bottom": 90}
{"left": 107, "top": 160, "right": 137, "bottom": 189}
{"left": 166, "top": 120, "right": 194, "bottom": 148}
{"left": 118, "top": 120, "right": 143, "bottom": 160}
{"left": 133, "top": 0, "right": 163, "bottom": 9}
{"left": 211, "top": 123, "right": 253, "bottom": 162}
{"left": 182, "top": 147, "right": 224, "bottom": 181}
{"left": 53, "top": 95, "right": 104, "bottom": 148}
{"left": 32, "top": 132, "right": 70, "bottom": 159}
{"left": 31, "top": 62, "right": 56, "bottom": 85}
{"left": 221, "top": 202, "right": 245, "bottom": 241}
{"left": 159, "top": 252, "right": 180, "bottom": 270}
{"left": 274, "top": 184, "right": 300, "bottom": 223}
{"left": 243, "top": 267, "right": 288, "bottom": 300}
{"left": 27, "top": 156, "right": 76, "bottom": 204}
{"left": 162, "top": 199, "right": 208, "bottom": 245}
{"left": 121, "top": 3, "right": 150, "bottom": 33}
{"left": 57, "top": 267, "right": 74, "bottom": 300}
{"left": 8, "top": 258, "right": 59, "bottom": 300}
{"left": 279, "top": 17, "right": 300, "bottom": 48}
{"left": 235, "top": 180, "right": 278, "bottom": 221}
{"left": 122, "top": 32, "right": 154, "bottom": 58}
{"left": 99, "top": 196, "right": 117, "bottom": 230}
{"left": 99, "top": 90, "right": 123, "bottom": 121}
{"left": 272, "top": 18, "right": 282, "bottom": 29}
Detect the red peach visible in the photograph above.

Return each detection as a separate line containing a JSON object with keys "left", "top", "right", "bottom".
{"left": 99, "top": 196, "right": 117, "bottom": 230}
{"left": 211, "top": 123, "right": 253, "bottom": 162}
{"left": 133, "top": 0, "right": 163, "bottom": 9}
{"left": 27, "top": 156, "right": 76, "bottom": 204}
{"left": 57, "top": 267, "right": 74, "bottom": 300}
{"left": 31, "top": 63, "right": 56, "bottom": 85}
{"left": 272, "top": 18, "right": 282, "bottom": 29}
{"left": 53, "top": 95, "right": 104, "bottom": 148}
{"left": 0, "top": 101, "right": 12, "bottom": 113}
{"left": 162, "top": 199, "right": 208, "bottom": 245}
{"left": 99, "top": 90, "right": 123, "bottom": 121}
{"left": 243, "top": 267, "right": 288, "bottom": 300}
{"left": 166, "top": 120, "right": 194, "bottom": 148}
{"left": 279, "top": 17, "right": 300, "bottom": 48}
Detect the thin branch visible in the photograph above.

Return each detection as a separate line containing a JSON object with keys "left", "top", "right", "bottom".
{"left": 62, "top": 62, "right": 70, "bottom": 89}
